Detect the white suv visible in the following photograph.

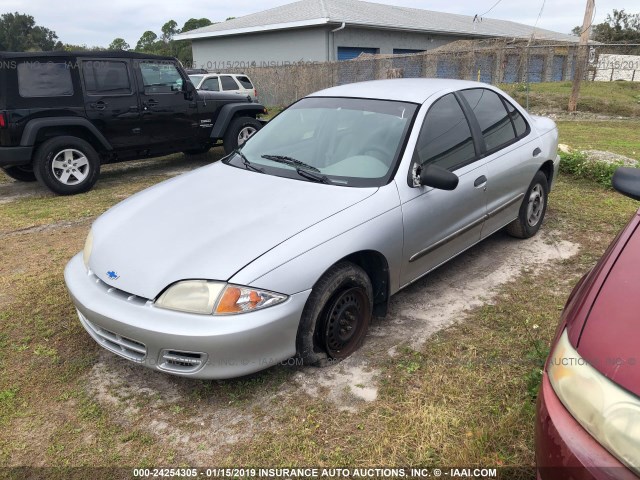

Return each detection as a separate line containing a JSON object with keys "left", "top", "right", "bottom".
{"left": 188, "top": 73, "right": 257, "bottom": 101}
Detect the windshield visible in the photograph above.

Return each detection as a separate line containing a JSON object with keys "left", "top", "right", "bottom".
{"left": 227, "top": 97, "right": 418, "bottom": 187}
{"left": 188, "top": 74, "right": 204, "bottom": 86}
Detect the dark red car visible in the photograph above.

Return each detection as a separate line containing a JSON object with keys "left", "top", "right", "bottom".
{"left": 536, "top": 167, "right": 640, "bottom": 479}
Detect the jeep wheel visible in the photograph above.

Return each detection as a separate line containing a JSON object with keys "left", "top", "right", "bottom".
{"left": 1, "top": 165, "right": 37, "bottom": 182}
{"left": 223, "top": 116, "right": 261, "bottom": 154}
{"left": 34, "top": 136, "right": 100, "bottom": 195}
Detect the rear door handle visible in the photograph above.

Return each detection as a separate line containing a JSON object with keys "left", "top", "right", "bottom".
{"left": 474, "top": 175, "right": 487, "bottom": 188}
{"left": 533, "top": 147, "right": 542, "bottom": 157}
{"left": 146, "top": 99, "right": 159, "bottom": 107}
{"left": 90, "top": 101, "right": 107, "bottom": 110}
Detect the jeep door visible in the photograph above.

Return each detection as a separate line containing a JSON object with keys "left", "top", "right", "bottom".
{"left": 399, "top": 92, "right": 488, "bottom": 287}
{"left": 135, "top": 60, "right": 198, "bottom": 146}
{"left": 81, "top": 59, "right": 141, "bottom": 149}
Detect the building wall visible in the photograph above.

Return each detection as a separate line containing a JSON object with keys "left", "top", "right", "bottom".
{"left": 331, "top": 27, "right": 465, "bottom": 59}
{"left": 191, "top": 27, "right": 330, "bottom": 69}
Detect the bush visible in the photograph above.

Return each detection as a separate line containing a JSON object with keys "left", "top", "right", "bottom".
{"left": 559, "top": 150, "right": 630, "bottom": 187}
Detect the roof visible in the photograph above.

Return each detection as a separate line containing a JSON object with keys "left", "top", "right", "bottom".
{"left": 308, "top": 78, "right": 490, "bottom": 103}
{"left": 0, "top": 51, "right": 175, "bottom": 60}
{"left": 175, "top": 0, "right": 577, "bottom": 43}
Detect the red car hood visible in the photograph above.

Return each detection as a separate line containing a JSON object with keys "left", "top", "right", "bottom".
{"left": 576, "top": 216, "right": 640, "bottom": 397}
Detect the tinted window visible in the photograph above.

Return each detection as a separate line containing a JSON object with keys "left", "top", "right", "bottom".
{"left": 504, "top": 99, "right": 528, "bottom": 137}
{"left": 139, "top": 62, "right": 183, "bottom": 94}
{"left": 416, "top": 93, "right": 475, "bottom": 170}
{"left": 201, "top": 77, "right": 219, "bottom": 91}
{"left": 220, "top": 75, "right": 239, "bottom": 90}
{"left": 188, "top": 74, "right": 204, "bottom": 86}
{"left": 82, "top": 61, "right": 131, "bottom": 95}
{"left": 236, "top": 76, "right": 253, "bottom": 89}
{"left": 17, "top": 62, "right": 73, "bottom": 97}
{"left": 461, "top": 89, "right": 515, "bottom": 152}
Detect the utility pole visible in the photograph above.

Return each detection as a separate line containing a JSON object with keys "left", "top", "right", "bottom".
{"left": 568, "top": 0, "right": 595, "bottom": 112}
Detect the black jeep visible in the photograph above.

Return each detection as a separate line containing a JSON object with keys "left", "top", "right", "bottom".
{"left": 0, "top": 51, "right": 265, "bottom": 195}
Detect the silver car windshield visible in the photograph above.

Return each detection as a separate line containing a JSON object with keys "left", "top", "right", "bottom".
{"left": 231, "top": 97, "right": 418, "bottom": 187}
{"left": 188, "top": 75, "right": 204, "bottom": 86}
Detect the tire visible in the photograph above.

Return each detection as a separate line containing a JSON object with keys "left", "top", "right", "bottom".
{"left": 505, "top": 170, "right": 549, "bottom": 239}
{"left": 222, "top": 116, "right": 261, "bottom": 154}
{"left": 1, "top": 165, "right": 37, "bottom": 182}
{"left": 33, "top": 136, "right": 100, "bottom": 195}
{"left": 296, "top": 262, "right": 373, "bottom": 367}
{"left": 182, "top": 145, "right": 211, "bottom": 156}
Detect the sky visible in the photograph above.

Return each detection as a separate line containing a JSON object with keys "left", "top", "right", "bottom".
{"left": 2, "top": 0, "right": 637, "bottom": 48}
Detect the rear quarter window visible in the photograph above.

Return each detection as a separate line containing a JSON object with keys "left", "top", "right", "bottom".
{"left": 220, "top": 75, "right": 239, "bottom": 91}
{"left": 236, "top": 76, "right": 253, "bottom": 89}
{"left": 17, "top": 62, "right": 74, "bottom": 97}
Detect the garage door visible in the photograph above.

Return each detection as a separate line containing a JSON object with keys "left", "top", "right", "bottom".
{"left": 337, "top": 47, "right": 379, "bottom": 61}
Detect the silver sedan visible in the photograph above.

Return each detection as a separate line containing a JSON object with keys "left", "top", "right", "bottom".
{"left": 65, "top": 79, "right": 559, "bottom": 379}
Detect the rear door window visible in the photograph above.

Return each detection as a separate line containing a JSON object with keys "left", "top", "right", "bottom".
{"left": 460, "top": 88, "right": 517, "bottom": 152}
{"left": 82, "top": 61, "right": 132, "bottom": 95}
{"left": 220, "top": 75, "right": 239, "bottom": 91}
{"left": 236, "top": 76, "right": 253, "bottom": 89}
{"left": 17, "top": 62, "right": 73, "bottom": 97}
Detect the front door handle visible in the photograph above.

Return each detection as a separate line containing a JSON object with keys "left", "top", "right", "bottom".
{"left": 145, "top": 99, "right": 159, "bottom": 108}
{"left": 474, "top": 175, "right": 487, "bottom": 188}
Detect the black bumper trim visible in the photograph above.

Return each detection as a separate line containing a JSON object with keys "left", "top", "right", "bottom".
{"left": 0, "top": 146, "right": 33, "bottom": 167}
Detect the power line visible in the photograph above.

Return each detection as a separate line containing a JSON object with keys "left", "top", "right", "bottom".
{"left": 577, "top": 2, "right": 597, "bottom": 36}
{"left": 479, "top": 0, "right": 504, "bottom": 17}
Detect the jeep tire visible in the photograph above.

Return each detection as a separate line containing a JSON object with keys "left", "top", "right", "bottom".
{"left": 223, "top": 116, "right": 261, "bottom": 154}
{"left": 34, "top": 136, "right": 101, "bottom": 195}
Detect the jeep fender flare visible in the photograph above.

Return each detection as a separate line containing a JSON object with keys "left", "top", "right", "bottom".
{"left": 210, "top": 103, "right": 266, "bottom": 140}
{"left": 20, "top": 118, "right": 113, "bottom": 151}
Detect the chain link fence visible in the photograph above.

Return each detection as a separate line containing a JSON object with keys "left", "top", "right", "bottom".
{"left": 221, "top": 39, "right": 640, "bottom": 107}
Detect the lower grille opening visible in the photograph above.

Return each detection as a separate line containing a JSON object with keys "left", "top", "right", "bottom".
{"left": 78, "top": 311, "right": 147, "bottom": 362}
{"left": 159, "top": 350, "right": 207, "bottom": 374}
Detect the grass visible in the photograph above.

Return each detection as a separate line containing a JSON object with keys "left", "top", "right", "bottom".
{"left": 557, "top": 120, "right": 640, "bottom": 161}
{"left": 0, "top": 167, "right": 636, "bottom": 472}
{"left": 500, "top": 81, "right": 640, "bottom": 117}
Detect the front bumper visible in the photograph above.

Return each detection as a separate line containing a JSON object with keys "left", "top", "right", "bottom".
{"left": 535, "top": 372, "right": 637, "bottom": 480}
{"left": 0, "top": 146, "right": 33, "bottom": 167}
{"left": 64, "top": 253, "right": 310, "bottom": 379}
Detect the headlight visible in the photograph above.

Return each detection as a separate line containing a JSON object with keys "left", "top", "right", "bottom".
{"left": 155, "top": 280, "right": 287, "bottom": 315}
{"left": 548, "top": 330, "right": 640, "bottom": 473}
{"left": 83, "top": 230, "right": 93, "bottom": 270}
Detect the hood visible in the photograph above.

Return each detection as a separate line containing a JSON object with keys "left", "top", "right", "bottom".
{"left": 576, "top": 219, "right": 640, "bottom": 397}
{"left": 89, "top": 162, "right": 376, "bottom": 299}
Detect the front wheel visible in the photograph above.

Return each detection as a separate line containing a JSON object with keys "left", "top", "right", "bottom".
{"left": 33, "top": 136, "right": 100, "bottom": 195}
{"left": 296, "top": 262, "right": 373, "bottom": 367}
{"left": 1, "top": 165, "right": 37, "bottom": 182}
{"left": 505, "top": 170, "right": 548, "bottom": 239}
{"left": 223, "top": 116, "right": 261, "bottom": 154}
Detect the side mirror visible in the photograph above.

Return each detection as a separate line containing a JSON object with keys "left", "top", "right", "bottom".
{"left": 419, "top": 164, "right": 459, "bottom": 190}
{"left": 183, "top": 81, "right": 196, "bottom": 99}
{"left": 612, "top": 167, "right": 640, "bottom": 201}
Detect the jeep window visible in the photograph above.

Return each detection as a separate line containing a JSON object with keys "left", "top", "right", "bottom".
{"left": 229, "top": 97, "right": 418, "bottom": 188}
{"left": 139, "top": 62, "right": 183, "bottom": 94}
{"left": 82, "top": 61, "right": 131, "bottom": 95}
{"left": 201, "top": 77, "right": 220, "bottom": 91}
{"left": 236, "top": 76, "right": 253, "bottom": 89}
{"left": 17, "top": 62, "right": 73, "bottom": 97}
{"left": 220, "top": 75, "right": 239, "bottom": 91}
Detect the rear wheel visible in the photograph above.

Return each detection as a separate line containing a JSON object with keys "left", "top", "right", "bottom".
{"left": 1, "top": 165, "right": 37, "bottom": 182}
{"left": 296, "top": 262, "right": 373, "bottom": 367}
{"left": 33, "top": 136, "right": 100, "bottom": 195}
{"left": 505, "top": 170, "right": 548, "bottom": 239}
{"left": 223, "top": 116, "right": 261, "bottom": 154}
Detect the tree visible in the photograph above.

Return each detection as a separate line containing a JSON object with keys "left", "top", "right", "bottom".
{"left": 573, "top": 9, "right": 640, "bottom": 43}
{"left": 135, "top": 30, "right": 158, "bottom": 52}
{"left": 181, "top": 18, "right": 213, "bottom": 33}
{"left": 161, "top": 20, "right": 179, "bottom": 43}
{"left": 109, "top": 38, "right": 130, "bottom": 51}
{"left": 0, "top": 12, "right": 60, "bottom": 51}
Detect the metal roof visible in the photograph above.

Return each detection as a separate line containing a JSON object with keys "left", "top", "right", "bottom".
{"left": 175, "top": 0, "right": 577, "bottom": 43}
{"left": 308, "top": 78, "right": 493, "bottom": 103}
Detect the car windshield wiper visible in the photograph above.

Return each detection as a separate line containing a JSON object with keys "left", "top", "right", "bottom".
{"left": 234, "top": 149, "right": 264, "bottom": 173}
{"left": 295, "top": 168, "right": 332, "bottom": 184}
{"left": 261, "top": 154, "right": 321, "bottom": 173}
